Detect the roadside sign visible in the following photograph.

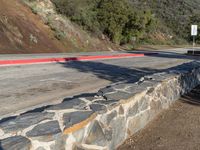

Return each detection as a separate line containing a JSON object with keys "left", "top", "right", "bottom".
{"left": 191, "top": 25, "right": 198, "bottom": 54}
{"left": 191, "top": 25, "right": 198, "bottom": 36}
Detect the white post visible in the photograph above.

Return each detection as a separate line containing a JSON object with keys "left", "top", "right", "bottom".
{"left": 191, "top": 25, "right": 198, "bottom": 55}
{"left": 193, "top": 36, "right": 195, "bottom": 55}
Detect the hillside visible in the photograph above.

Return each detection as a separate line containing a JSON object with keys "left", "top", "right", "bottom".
{"left": 0, "top": 0, "right": 199, "bottom": 54}
{"left": 0, "top": 0, "right": 66, "bottom": 53}
{"left": 0, "top": 0, "right": 118, "bottom": 54}
{"left": 46, "top": 0, "right": 200, "bottom": 45}
{"left": 130, "top": 0, "right": 200, "bottom": 43}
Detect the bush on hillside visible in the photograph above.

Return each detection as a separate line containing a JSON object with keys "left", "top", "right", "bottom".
{"left": 51, "top": 0, "right": 156, "bottom": 44}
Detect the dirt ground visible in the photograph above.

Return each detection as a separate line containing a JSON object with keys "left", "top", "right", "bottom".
{"left": 118, "top": 86, "right": 200, "bottom": 150}
{"left": 0, "top": 0, "right": 66, "bottom": 53}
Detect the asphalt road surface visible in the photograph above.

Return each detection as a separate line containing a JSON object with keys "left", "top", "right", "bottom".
{"left": 0, "top": 50, "right": 197, "bottom": 119}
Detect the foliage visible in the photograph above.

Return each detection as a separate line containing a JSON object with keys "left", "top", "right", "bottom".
{"left": 130, "top": 0, "right": 200, "bottom": 43}
{"left": 51, "top": 0, "right": 155, "bottom": 44}
{"left": 97, "top": 0, "right": 129, "bottom": 44}
{"left": 51, "top": 0, "right": 200, "bottom": 45}
{"left": 51, "top": 0, "right": 100, "bottom": 33}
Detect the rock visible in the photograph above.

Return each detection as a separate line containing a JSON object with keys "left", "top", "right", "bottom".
{"left": 26, "top": 121, "right": 61, "bottom": 142}
{"left": 47, "top": 98, "right": 86, "bottom": 110}
{"left": 104, "top": 128, "right": 112, "bottom": 141}
{"left": 73, "top": 144, "right": 85, "bottom": 150}
{"left": 95, "top": 100, "right": 118, "bottom": 107}
{"left": 97, "top": 87, "right": 115, "bottom": 96}
{"left": 104, "top": 91, "right": 132, "bottom": 101}
{"left": 138, "top": 96, "right": 149, "bottom": 111}
{"left": 109, "top": 117, "right": 126, "bottom": 149}
{"left": 0, "top": 112, "right": 54, "bottom": 133}
{"left": 89, "top": 104, "right": 107, "bottom": 113}
{"left": 72, "top": 128, "right": 85, "bottom": 143}
{"left": 63, "top": 111, "right": 94, "bottom": 130}
{"left": 118, "top": 105, "right": 124, "bottom": 115}
{"left": 50, "top": 134, "right": 67, "bottom": 150}
{"left": 139, "top": 80, "right": 159, "bottom": 89}
{"left": 0, "top": 136, "right": 31, "bottom": 150}
{"left": 36, "top": 147, "right": 46, "bottom": 150}
{"left": 73, "top": 144, "right": 86, "bottom": 150}
{"left": 127, "top": 101, "right": 139, "bottom": 117}
{"left": 126, "top": 84, "right": 146, "bottom": 94}
{"left": 150, "top": 100, "right": 162, "bottom": 113}
{"left": 99, "top": 110, "right": 117, "bottom": 129}
{"left": 127, "top": 110, "right": 151, "bottom": 136}
{"left": 85, "top": 121, "right": 107, "bottom": 146}
{"left": 73, "top": 144, "right": 106, "bottom": 150}
{"left": 127, "top": 115, "right": 141, "bottom": 136}
{"left": 150, "top": 73, "right": 173, "bottom": 82}
{"left": 105, "top": 111, "right": 117, "bottom": 125}
{"left": 112, "top": 83, "right": 131, "bottom": 90}
{"left": 82, "top": 96, "right": 96, "bottom": 101}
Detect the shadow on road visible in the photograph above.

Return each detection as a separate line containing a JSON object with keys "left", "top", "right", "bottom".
{"left": 59, "top": 54, "right": 199, "bottom": 84}
{"left": 60, "top": 60, "right": 159, "bottom": 83}
{"left": 126, "top": 50, "right": 200, "bottom": 61}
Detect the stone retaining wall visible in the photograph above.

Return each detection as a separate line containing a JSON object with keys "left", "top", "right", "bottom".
{"left": 1, "top": 61, "right": 200, "bottom": 150}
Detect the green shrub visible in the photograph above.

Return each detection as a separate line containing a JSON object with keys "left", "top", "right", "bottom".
{"left": 51, "top": 0, "right": 157, "bottom": 44}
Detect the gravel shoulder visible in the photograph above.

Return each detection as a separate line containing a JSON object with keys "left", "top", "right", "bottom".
{"left": 118, "top": 86, "right": 200, "bottom": 150}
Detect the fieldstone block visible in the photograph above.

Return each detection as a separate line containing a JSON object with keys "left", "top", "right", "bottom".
{"left": 118, "top": 105, "right": 124, "bottom": 115}
{"left": 150, "top": 100, "right": 162, "bottom": 113}
{"left": 139, "top": 80, "right": 159, "bottom": 89}
{"left": 94, "top": 100, "right": 119, "bottom": 109}
{"left": 105, "top": 111, "right": 117, "bottom": 125}
{"left": 104, "top": 128, "right": 112, "bottom": 141}
{"left": 149, "top": 73, "right": 174, "bottom": 82}
{"left": 89, "top": 104, "right": 107, "bottom": 113}
{"left": 127, "top": 110, "right": 151, "bottom": 136}
{"left": 82, "top": 95, "right": 96, "bottom": 101}
{"left": 126, "top": 84, "right": 146, "bottom": 94}
{"left": 138, "top": 96, "right": 149, "bottom": 111}
{"left": 0, "top": 136, "right": 31, "bottom": 150}
{"left": 109, "top": 117, "right": 126, "bottom": 149}
{"left": 73, "top": 144, "right": 85, "bottom": 150}
{"left": 127, "top": 115, "right": 141, "bottom": 135}
{"left": 99, "top": 110, "right": 117, "bottom": 127}
{"left": 72, "top": 128, "right": 85, "bottom": 143}
{"left": 127, "top": 101, "right": 139, "bottom": 117}
{"left": 36, "top": 147, "right": 46, "bottom": 150}
{"left": 112, "top": 83, "right": 131, "bottom": 90}
{"left": 0, "top": 112, "right": 54, "bottom": 133}
{"left": 97, "top": 87, "right": 115, "bottom": 96}
{"left": 50, "top": 134, "right": 67, "bottom": 150}
{"left": 63, "top": 111, "right": 94, "bottom": 130}
{"left": 85, "top": 121, "right": 107, "bottom": 146}
{"left": 73, "top": 144, "right": 105, "bottom": 150}
{"left": 104, "top": 91, "right": 132, "bottom": 101}
{"left": 26, "top": 121, "right": 61, "bottom": 142}
{"left": 47, "top": 98, "right": 86, "bottom": 110}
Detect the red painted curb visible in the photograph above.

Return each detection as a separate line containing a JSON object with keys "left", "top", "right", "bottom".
{"left": 0, "top": 53, "right": 145, "bottom": 66}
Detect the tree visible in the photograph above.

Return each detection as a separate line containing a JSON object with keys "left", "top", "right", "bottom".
{"left": 97, "top": 0, "right": 130, "bottom": 44}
